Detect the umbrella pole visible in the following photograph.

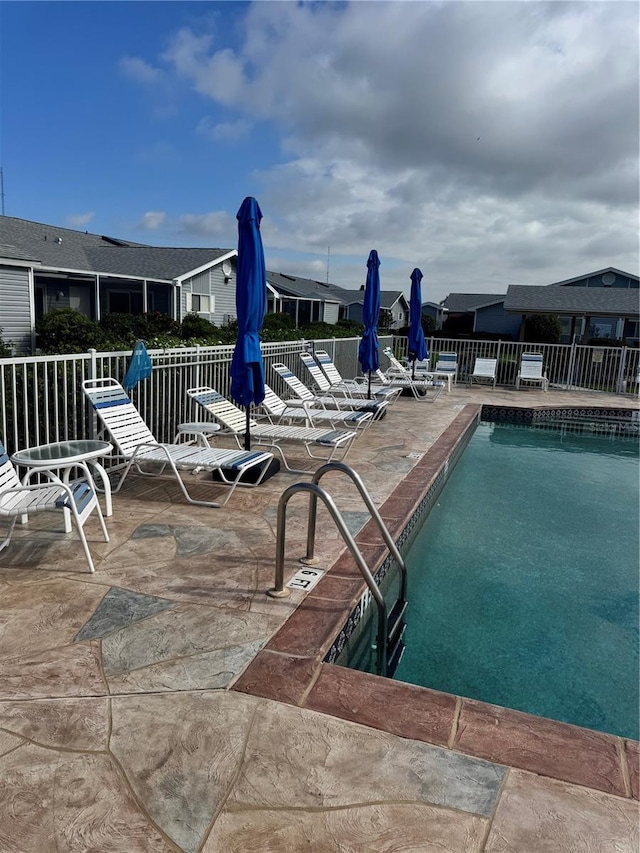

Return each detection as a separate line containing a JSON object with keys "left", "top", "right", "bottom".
{"left": 367, "top": 370, "right": 372, "bottom": 399}
{"left": 244, "top": 406, "right": 251, "bottom": 450}
{"left": 412, "top": 359, "right": 416, "bottom": 380}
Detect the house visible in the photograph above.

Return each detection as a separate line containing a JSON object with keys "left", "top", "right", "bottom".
{"left": 0, "top": 215, "right": 239, "bottom": 351}
{"left": 265, "top": 272, "right": 344, "bottom": 326}
{"left": 440, "top": 268, "right": 639, "bottom": 344}
{"left": 339, "top": 289, "right": 409, "bottom": 330}
{"left": 440, "top": 293, "right": 515, "bottom": 337}
{"left": 504, "top": 268, "right": 639, "bottom": 344}
{"left": 0, "top": 216, "right": 364, "bottom": 353}
{"left": 421, "top": 301, "right": 447, "bottom": 330}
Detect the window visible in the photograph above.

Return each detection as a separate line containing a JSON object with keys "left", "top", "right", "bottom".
{"left": 186, "top": 293, "right": 212, "bottom": 314}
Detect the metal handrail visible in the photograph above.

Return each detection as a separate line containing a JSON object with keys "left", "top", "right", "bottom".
{"left": 267, "top": 461, "right": 408, "bottom": 677}
{"left": 306, "top": 461, "right": 407, "bottom": 602}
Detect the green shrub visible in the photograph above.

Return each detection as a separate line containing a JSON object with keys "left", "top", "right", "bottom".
{"left": 180, "top": 313, "right": 220, "bottom": 342}
{"left": 35, "top": 308, "right": 104, "bottom": 353}
{"left": 0, "top": 327, "right": 12, "bottom": 357}
{"left": 523, "top": 314, "right": 562, "bottom": 344}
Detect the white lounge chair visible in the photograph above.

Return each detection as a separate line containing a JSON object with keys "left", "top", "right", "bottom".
{"left": 516, "top": 353, "right": 548, "bottom": 392}
{"left": 469, "top": 357, "right": 498, "bottom": 388}
{"left": 369, "top": 369, "right": 444, "bottom": 401}
{"left": 310, "top": 350, "right": 402, "bottom": 402}
{"left": 0, "top": 442, "right": 109, "bottom": 573}
{"left": 83, "top": 378, "right": 274, "bottom": 507}
{"left": 273, "top": 362, "right": 388, "bottom": 422}
{"left": 261, "top": 383, "right": 376, "bottom": 429}
{"left": 186, "top": 386, "right": 361, "bottom": 472}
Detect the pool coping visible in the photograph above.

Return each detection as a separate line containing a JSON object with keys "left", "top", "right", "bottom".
{"left": 232, "top": 403, "right": 639, "bottom": 802}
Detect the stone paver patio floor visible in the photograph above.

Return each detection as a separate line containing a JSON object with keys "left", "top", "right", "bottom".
{"left": 0, "top": 386, "right": 638, "bottom": 852}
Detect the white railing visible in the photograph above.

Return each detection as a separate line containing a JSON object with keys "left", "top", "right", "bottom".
{"left": 391, "top": 337, "right": 640, "bottom": 396}
{"left": 0, "top": 335, "right": 636, "bottom": 458}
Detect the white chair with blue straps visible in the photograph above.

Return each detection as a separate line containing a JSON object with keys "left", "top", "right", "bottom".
{"left": 0, "top": 442, "right": 109, "bottom": 573}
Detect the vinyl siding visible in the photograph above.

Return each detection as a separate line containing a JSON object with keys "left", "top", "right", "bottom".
{"left": 0, "top": 265, "right": 33, "bottom": 352}
{"left": 181, "top": 266, "right": 237, "bottom": 326}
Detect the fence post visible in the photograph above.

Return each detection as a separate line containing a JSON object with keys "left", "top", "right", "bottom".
{"left": 616, "top": 347, "right": 627, "bottom": 395}
{"left": 565, "top": 341, "right": 577, "bottom": 390}
{"left": 495, "top": 339, "right": 502, "bottom": 384}
{"left": 88, "top": 348, "right": 97, "bottom": 439}
{"left": 88, "top": 348, "right": 97, "bottom": 381}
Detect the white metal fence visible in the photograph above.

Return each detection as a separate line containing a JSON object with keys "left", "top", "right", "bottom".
{"left": 0, "top": 335, "right": 637, "bottom": 457}
{"left": 392, "top": 337, "right": 640, "bottom": 397}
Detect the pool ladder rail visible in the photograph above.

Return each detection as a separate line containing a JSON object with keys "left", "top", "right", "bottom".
{"left": 268, "top": 461, "right": 408, "bottom": 679}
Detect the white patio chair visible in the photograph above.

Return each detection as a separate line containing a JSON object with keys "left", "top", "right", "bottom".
{"left": 0, "top": 442, "right": 109, "bottom": 573}
{"left": 469, "top": 357, "right": 498, "bottom": 388}
{"left": 83, "top": 378, "right": 274, "bottom": 507}
{"left": 273, "top": 362, "right": 388, "bottom": 422}
{"left": 516, "top": 353, "right": 548, "bottom": 392}
{"left": 434, "top": 352, "right": 459, "bottom": 389}
{"left": 186, "top": 387, "right": 361, "bottom": 472}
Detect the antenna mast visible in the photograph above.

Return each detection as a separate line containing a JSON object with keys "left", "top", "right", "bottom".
{"left": 0, "top": 168, "right": 4, "bottom": 216}
{"left": 326, "top": 246, "right": 330, "bottom": 283}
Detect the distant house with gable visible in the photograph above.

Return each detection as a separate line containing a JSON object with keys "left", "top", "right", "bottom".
{"left": 440, "top": 268, "right": 639, "bottom": 344}
{"left": 0, "top": 215, "right": 239, "bottom": 352}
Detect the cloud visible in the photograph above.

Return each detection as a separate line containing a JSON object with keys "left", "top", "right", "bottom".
{"left": 66, "top": 212, "right": 95, "bottom": 228}
{"left": 159, "top": 1, "right": 638, "bottom": 299}
{"left": 138, "top": 211, "right": 167, "bottom": 230}
{"left": 197, "top": 115, "right": 251, "bottom": 142}
{"left": 178, "top": 211, "right": 236, "bottom": 241}
{"left": 118, "top": 56, "right": 162, "bottom": 84}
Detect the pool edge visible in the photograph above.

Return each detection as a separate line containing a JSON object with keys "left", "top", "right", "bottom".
{"left": 232, "top": 403, "right": 639, "bottom": 801}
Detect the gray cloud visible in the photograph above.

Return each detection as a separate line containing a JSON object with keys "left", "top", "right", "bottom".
{"left": 154, "top": 1, "right": 638, "bottom": 300}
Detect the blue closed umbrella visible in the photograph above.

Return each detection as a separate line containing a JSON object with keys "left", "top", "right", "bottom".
{"left": 123, "top": 339, "right": 153, "bottom": 392}
{"left": 408, "top": 268, "right": 427, "bottom": 379}
{"left": 358, "top": 249, "right": 381, "bottom": 399}
{"left": 230, "top": 197, "right": 267, "bottom": 450}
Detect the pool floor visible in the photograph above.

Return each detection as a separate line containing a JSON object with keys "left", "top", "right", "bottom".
{"left": 395, "top": 421, "right": 640, "bottom": 739}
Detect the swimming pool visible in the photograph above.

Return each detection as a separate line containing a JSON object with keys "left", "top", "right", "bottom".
{"left": 392, "top": 420, "right": 639, "bottom": 739}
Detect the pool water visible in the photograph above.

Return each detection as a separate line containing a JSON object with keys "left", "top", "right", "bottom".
{"left": 394, "top": 421, "right": 639, "bottom": 739}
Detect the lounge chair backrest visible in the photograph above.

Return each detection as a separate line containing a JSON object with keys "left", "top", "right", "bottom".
{"left": 382, "top": 347, "right": 407, "bottom": 373}
{"left": 271, "top": 363, "right": 315, "bottom": 401}
{"left": 83, "top": 378, "right": 157, "bottom": 456}
{"left": 0, "top": 443, "right": 23, "bottom": 495}
{"left": 187, "top": 387, "right": 259, "bottom": 432}
{"left": 261, "top": 385, "right": 288, "bottom": 417}
{"left": 300, "top": 352, "right": 332, "bottom": 391}
{"left": 314, "top": 350, "right": 344, "bottom": 385}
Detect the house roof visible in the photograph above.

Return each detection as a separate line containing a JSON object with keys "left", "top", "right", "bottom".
{"left": 441, "top": 293, "right": 505, "bottom": 313}
{"left": 339, "top": 289, "right": 407, "bottom": 310}
{"left": 504, "top": 285, "right": 640, "bottom": 316}
{"left": 546, "top": 267, "right": 639, "bottom": 288}
{"left": 0, "top": 216, "right": 232, "bottom": 281}
{"left": 266, "top": 271, "right": 344, "bottom": 303}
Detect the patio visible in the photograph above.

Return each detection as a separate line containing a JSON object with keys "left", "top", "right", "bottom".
{"left": 0, "top": 384, "right": 638, "bottom": 852}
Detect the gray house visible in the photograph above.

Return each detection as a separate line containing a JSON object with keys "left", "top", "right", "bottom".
{"left": 0, "top": 216, "right": 239, "bottom": 351}
{"left": 339, "top": 289, "right": 409, "bottom": 330}
{"left": 504, "top": 268, "right": 640, "bottom": 343}
{"left": 265, "top": 272, "right": 343, "bottom": 326}
{"left": 441, "top": 268, "right": 639, "bottom": 343}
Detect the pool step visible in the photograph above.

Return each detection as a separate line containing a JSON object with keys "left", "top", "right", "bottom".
{"left": 386, "top": 599, "right": 408, "bottom": 677}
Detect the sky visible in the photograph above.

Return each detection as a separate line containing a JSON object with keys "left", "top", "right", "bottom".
{"left": 0, "top": 1, "right": 638, "bottom": 303}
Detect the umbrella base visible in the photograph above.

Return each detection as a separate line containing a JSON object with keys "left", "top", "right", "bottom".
{"left": 212, "top": 456, "right": 281, "bottom": 485}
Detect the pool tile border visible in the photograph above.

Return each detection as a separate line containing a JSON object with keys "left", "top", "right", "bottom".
{"left": 232, "top": 403, "right": 639, "bottom": 801}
